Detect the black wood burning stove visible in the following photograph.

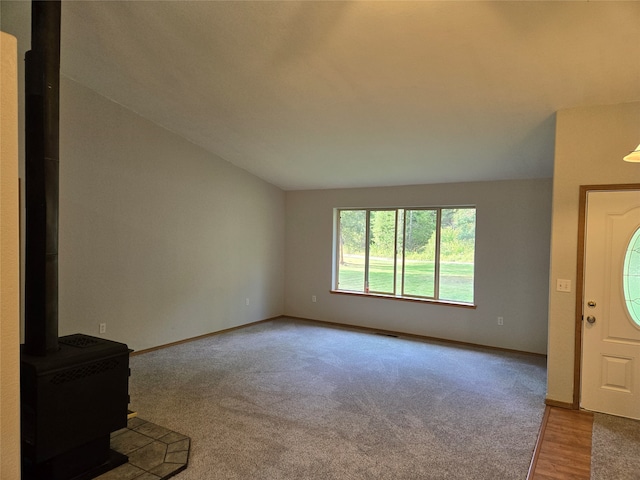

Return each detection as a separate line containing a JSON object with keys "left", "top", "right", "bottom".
{"left": 21, "top": 336, "right": 130, "bottom": 480}
{"left": 20, "top": 2, "right": 131, "bottom": 479}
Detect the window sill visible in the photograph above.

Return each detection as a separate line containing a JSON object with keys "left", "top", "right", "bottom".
{"left": 330, "top": 290, "right": 477, "bottom": 309}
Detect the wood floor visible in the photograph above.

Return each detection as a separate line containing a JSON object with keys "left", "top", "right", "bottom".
{"left": 527, "top": 406, "right": 594, "bottom": 480}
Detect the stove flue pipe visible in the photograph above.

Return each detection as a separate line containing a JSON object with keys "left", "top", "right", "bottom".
{"left": 24, "top": 0, "right": 61, "bottom": 356}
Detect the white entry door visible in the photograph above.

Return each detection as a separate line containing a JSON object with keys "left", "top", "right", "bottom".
{"left": 581, "top": 190, "right": 640, "bottom": 420}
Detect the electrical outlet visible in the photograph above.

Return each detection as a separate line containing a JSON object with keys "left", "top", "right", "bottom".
{"left": 497, "top": 317, "right": 504, "bottom": 326}
{"left": 99, "top": 323, "right": 106, "bottom": 334}
{"left": 312, "top": 295, "right": 317, "bottom": 303}
{"left": 245, "top": 298, "right": 250, "bottom": 306}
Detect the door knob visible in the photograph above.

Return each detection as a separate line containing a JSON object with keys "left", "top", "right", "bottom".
{"left": 586, "top": 316, "right": 596, "bottom": 324}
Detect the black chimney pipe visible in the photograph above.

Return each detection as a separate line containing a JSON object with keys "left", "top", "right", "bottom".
{"left": 20, "top": 3, "right": 133, "bottom": 477}
{"left": 24, "top": 0, "right": 61, "bottom": 356}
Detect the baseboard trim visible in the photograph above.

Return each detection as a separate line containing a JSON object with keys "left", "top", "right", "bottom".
{"left": 285, "top": 315, "right": 547, "bottom": 358}
{"left": 544, "top": 398, "right": 576, "bottom": 410}
{"left": 130, "top": 316, "right": 280, "bottom": 356}
{"left": 132, "top": 314, "right": 548, "bottom": 359}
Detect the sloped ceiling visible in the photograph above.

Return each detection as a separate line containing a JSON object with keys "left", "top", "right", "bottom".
{"left": 15, "top": 1, "right": 640, "bottom": 189}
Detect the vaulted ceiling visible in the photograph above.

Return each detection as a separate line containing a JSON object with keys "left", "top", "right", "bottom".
{"left": 8, "top": 1, "right": 640, "bottom": 190}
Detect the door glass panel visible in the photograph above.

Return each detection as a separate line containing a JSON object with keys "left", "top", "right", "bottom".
{"left": 623, "top": 227, "right": 640, "bottom": 326}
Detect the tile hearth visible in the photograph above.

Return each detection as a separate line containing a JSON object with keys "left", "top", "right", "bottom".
{"left": 96, "top": 417, "right": 190, "bottom": 480}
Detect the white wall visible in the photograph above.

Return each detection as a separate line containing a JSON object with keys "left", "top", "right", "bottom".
{"left": 56, "top": 77, "right": 285, "bottom": 351}
{"left": 1, "top": 0, "right": 285, "bottom": 353}
{"left": 547, "top": 101, "right": 640, "bottom": 405}
{"left": 285, "top": 179, "right": 552, "bottom": 354}
{"left": 0, "top": 30, "right": 21, "bottom": 480}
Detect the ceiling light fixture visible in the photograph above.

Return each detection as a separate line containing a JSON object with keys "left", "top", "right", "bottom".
{"left": 623, "top": 144, "right": 640, "bottom": 162}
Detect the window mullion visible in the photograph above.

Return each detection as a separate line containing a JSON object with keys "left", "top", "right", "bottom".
{"left": 364, "top": 209, "right": 371, "bottom": 293}
{"left": 401, "top": 209, "right": 407, "bottom": 296}
{"left": 434, "top": 208, "right": 442, "bottom": 300}
{"left": 335, "top": 211, "right": 341, "bottom": 290}
{"left": 392, "top": 209, "right": 398, "bottom": 296}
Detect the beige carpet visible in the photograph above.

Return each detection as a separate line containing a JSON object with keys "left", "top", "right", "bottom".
{"left": 591, "top": 413, "right": 640, "bottom": 480}
{"left": 129, "top": 318, "right": 547, "bottom": 479}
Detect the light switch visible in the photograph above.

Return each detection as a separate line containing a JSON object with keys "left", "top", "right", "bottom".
{"left": 557, "top": 279, "right": 571, "bottom": 292}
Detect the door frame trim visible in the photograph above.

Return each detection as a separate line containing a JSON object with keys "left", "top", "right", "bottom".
{"left": 573, "top": 183, "right": 640, "bottom": 409}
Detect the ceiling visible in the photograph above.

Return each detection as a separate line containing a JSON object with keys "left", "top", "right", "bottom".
{"left": 18, "top": 1, "right": 640, "bottom": 189}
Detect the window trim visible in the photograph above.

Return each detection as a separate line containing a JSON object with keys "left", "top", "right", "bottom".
{"left": 329, "top": 290, "right": 477, "bottom": 309}
{"left": 333, "top": 206, "right": 476, "bottom": 307}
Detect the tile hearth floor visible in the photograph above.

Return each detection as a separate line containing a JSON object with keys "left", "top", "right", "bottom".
{"left": 96, "top": 417, "right": 190, "bottom": 480}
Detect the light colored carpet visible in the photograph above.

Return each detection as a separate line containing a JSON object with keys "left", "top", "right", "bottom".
{"left": 129, "top": 318, "right": 547, "bottom": 479}
{"left": 591, "top": 413, "right": 640, "bottom": 480}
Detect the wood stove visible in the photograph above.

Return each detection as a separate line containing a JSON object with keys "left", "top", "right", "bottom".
{"left": 21, "top": 335, "right": 130, "bottom": 480}
{"left": 20, "top": 2, "right": 131, "bottom": 479}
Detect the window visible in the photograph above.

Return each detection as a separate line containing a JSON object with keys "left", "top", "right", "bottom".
{"left": 623, "top": 227, "right": 640, "bottom": 327}
{"left": 335, "top": 207, "right": 476, "bottom": 305}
